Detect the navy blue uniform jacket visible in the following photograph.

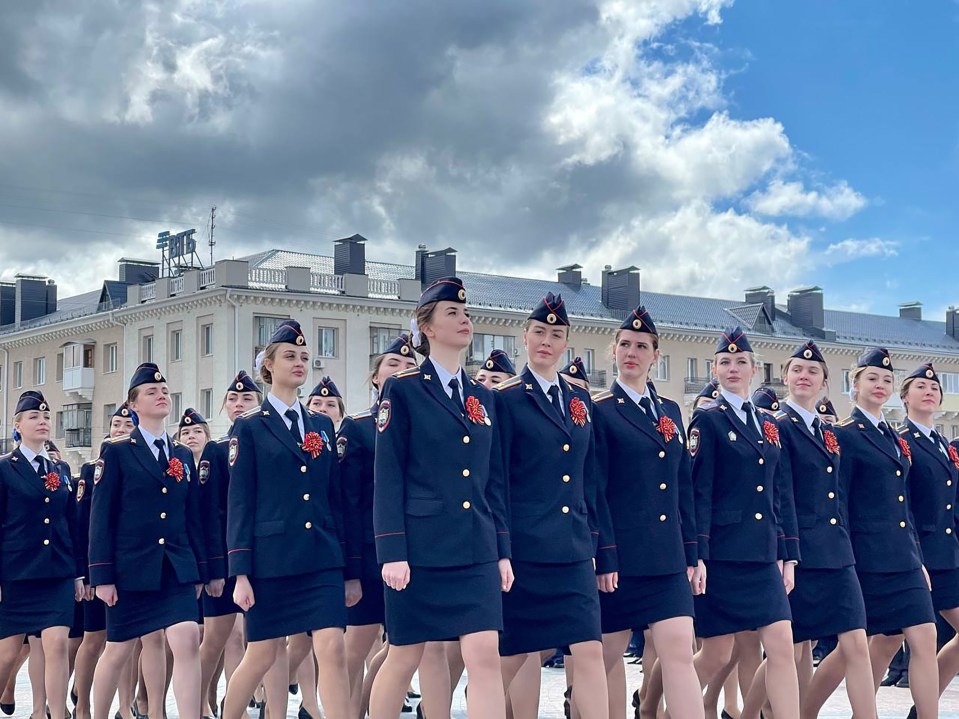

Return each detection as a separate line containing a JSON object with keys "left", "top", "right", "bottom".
{"left": 835, "top": 408, "right": 921, "bottom": 573}
{"left": 774, "top": 405, "right": 853, "bottom": 569}
{"left": 491, "top": 367, "right": 601, "bottom": 564}
{"left": 901, "top": 421, "right": 959, "bottom": 571}
{"left": 0, "top": 449, "right": 83, "bottom": 581}
{"left": 373, "top": 364, "right": 510, "bottom": 566}
{"left": 198, "top": 434, "right": 233, "bottom": 581}
{"left": 593, "top": 383, "right": 696, "bottom": 576}
{"left": 88, "top": 429, "right": 207, "bottom": 590}
{"left": 689, "top": 399, "right": 799, "bottom": 563}
{"left": 337, "top": 405, "right": 376, "bottom": 572}
{"left": 227, "top": 401, "right": 357, "bottom": 580}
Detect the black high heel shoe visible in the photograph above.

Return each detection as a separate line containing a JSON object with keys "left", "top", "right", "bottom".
{"left": 0, "top": 704, "right": 13, "bottom": 717}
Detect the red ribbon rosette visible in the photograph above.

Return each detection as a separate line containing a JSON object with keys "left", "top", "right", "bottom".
{"left": 302, "top": 431, "right": 324, "bottom": 459}
{"left": 166, "top": 457, "right": 185, "bottom": 482}
{"left": 43, "top": 471, "right": 61, "bottom": 492}
{"left": 657, "top": 415, "right": 677, "bottom": 443}
{"left": 569, "top": 397, "right": 588, "bottom": 427}
{"left": 464, "top": 396, "right": 486, "bottom": 424}
{"left": 823, "top": 429, "right": 840, "bottom": 455}
{"left": 949, "top": 445, "right": 959, "bottom": 469}
{"left": 899, "top": 437, "right": 912, "bottom": 461}
{"left": 763, "top": 421, "right": 780, "bottom": 445}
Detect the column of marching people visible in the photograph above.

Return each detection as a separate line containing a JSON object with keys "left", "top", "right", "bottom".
{"left": 3, "top": 274, "right": 959, "bottom": 718}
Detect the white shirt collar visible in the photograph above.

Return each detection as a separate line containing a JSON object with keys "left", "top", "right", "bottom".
{"left": 856, "top": 406, "right": 886, "bottom": 429}
{"left": 785, "top": 399, "right": 817, "bottom": 431}
{"left": 528, "top": 366, "right": 562, "bottom": 398}
{"left": 137, "top": 425, "right": 170, "bottom": 455}
{"left": 910, "top": 418, "right": 934, "bottom": 438}
{"left": 18, "top": 444, "right": 50, "bottom": 466}
{"left": 720, "top": 388, "right": 747, "bottom": 412}
{"left": 268, "top": 391, "right": 302, "bottom": 421}
{"left": 616, "top": 379, "right": 656, "bottom": 416}
{"left": 427, "top": 358, "right": 463, "bottom": 399}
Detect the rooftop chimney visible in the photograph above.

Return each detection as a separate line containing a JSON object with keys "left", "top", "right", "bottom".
{"left": 947, "top": 307, "right": 959, "bottom": 340}
{"left": 117, "top": 258, "right": 160, "bottom": 284}
{"left": 787, "top": 286, "right": 824, "bottom": 333}
{"left": 15, "top": 274, "right": 57, "bottom": 324}
{"left": 745, "top": 285, "right": 776, "bottom": 321}
{"left": 557, "top": 264, "right": 583, "bottom": 289}
{"left": 601, "top": 266, "right": 640, "bottom": 313}
{"left": 414, "top": 245, "right": 429, "bottom": 282}
{"left": 0, "top": 282, "right": 15, "bottom": 326}
{"left": 419, "top": 247, "right": 457, "bottom": 287}
{"left": 898, "top": 301, "right": 922, "bottom": 321}
{"left": 334, "top": 234, "right": 367, "bottom": 276}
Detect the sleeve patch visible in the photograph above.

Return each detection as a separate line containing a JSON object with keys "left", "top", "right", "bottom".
{"left": 198, "top": 460, "right": 210, "bottom": 484}
{"left": 688, "top": 428, "right": 700, "bottom": 457}
{"left": 228, "top": 437, "right": 239, "bottom": 467}
{"left": 93, "top": 459, "right": 105, "bottom": 484}
{"left": 76, "top": 478, "right": 85, "bottom": 503}
{"left": 377, "top": 400, "right": 392, "bottom": 433}
{"left": 336, "top": 435, "right": 348, "bottom": 460}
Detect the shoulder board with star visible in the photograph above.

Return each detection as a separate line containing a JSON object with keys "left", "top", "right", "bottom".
{"left": 897, "top": 425, "right": 910, "bottom": 436}
{"left": 239, "top": 407, "right": 261, "bottom": 419}
{"left": 306, "top": 409, "right": 319, "bottom": 418}
{"left": 774, "top": 409, "right": 789, "bottom": 421}
{"left": 349, "top": 410, "right": 373, "bottom": 421}
{"left": 172, "top": 439, "right": 182, "bottom": 447}
{"left": 216, "top": 435, "right": 231, "bottom": 444}
{"left": 393, "top": 367, "right": 421, "bottom": 379}
{"left": 656, "top": 392, "right": 675, "bottom": 404}
{"left": 494, "top": 377, "right": 523, "bottom": 392}
{"left": 699, "top": 399, "right": 723, "bottom": 412}
{"left": 592, "top": 390, "right": 614, "bottom": 403}
{"left": 103, "top": 434, "right": 132, "bottom": 444}
{"left": 837, "top": 417, "right": 856, "bottom": 428}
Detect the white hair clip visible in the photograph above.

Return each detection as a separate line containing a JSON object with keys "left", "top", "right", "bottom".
{"left": 410, "top": 317, "right": 421, "bottom": 347}
{"left": 254, "top": 350, "right": 266, "bottom": 375}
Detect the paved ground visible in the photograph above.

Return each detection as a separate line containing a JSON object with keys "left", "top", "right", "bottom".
{"left": 11, "top": 661, "right": 959, "bottom": 717}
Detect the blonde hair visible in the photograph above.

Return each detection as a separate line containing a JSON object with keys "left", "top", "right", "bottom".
{"left": 258, "top": 343, "right": 283, "bottom": 385}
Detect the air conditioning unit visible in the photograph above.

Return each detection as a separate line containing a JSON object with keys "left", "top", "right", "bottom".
{"left": 312, "top": 359, "right": 324, "bottom": 370}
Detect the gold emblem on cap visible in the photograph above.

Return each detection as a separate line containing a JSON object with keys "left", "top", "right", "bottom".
{"left": 486, "top": 360, "right": 494, "bottom": 369}
{"left": 121, "top": 408, "right": 129, "bottom": 416}
{"left": 546, "top": 313, "right": 557, "bottom": 324}
{"left": 819, "top": 404, "right": 826, "bottom": 413}
{"left": 803, "top": 349, "right": 813, "bottom": 359}
{"left": 184, "top": 417, "right": 192, "bottom": 424}
{"left": 400, "top": 345, "right": 410, "bottom": 356}
{"left": 711, "top": 390, "right": 719, "bottom": 398}
{"left": 926, "top": 369, "right": 934, "bottom": 378}
{"left": 457, "top": 288, "right": 466, "bottom": 301}
{"left": 569, "top": 365, "right": 578, "bottom": 374}
{"left": 320, "top": 387, "right": 329, "bottom": 396}
{"left": 295, "top": 335, "right": 305, "bottom": 346}
{"left": 39, "top": 402, "right": 47, "bottom": 410}
{"left": 772, "top": 402, "right": 779, "bottom": 410}
{"left": 727, "top": 342, "right": 738, "bottom": 353}
{"left": 154, "top": 371, "right": 162, "bottom": 381}
{"left": 882, "top": 356, "right": 890, "bottom": 367}
{"left": 632, "top": 319, "right": 642, "bottom": 330}
{"left": 236, "top": 382, "right": 243, "bottom": 390}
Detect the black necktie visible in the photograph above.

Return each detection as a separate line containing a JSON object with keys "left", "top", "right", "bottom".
{"left": 36, "top": 456, "right": 48, "bottom": 478}
{"left": 741, "top": 401, "right": 760, "bottom": 439}
{"left": 548, "top": 385, "right": 564, "bottom": 420}
{"left": 154, "top": 439, "right": 169, "bottom": 471}
{"left": 448, "top": 378, "right": 466, "bottom": 415}
{"left": 878, "top": 422, "right": 899, "bottom": 454}
{"left": 931, "top": 430, "right": 947, "bottom": 456}
{"left": 284, "top": 409, "right": 303, "bottom": 445}
{"left": 811, "top": 416, "right": 824, "bottom": 444}
{"left": 639, "top": 396, "right": 657, "bottom": 425}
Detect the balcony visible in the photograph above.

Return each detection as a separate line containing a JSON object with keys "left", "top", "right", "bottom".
{"left": 63, "top": 366, "right": 95, "bottom": 402}
{"left": 684, "top": 376, "right": 713, "bottom": 394}
{"left": 587, "top": 370, "right": 607, "bottom": 388}
{"left": 65, "top": 428, "right": 92, "bottom": 449}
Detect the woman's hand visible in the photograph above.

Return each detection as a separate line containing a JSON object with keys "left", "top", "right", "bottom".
{"left": 690, "top": 561, "right": 707, "bottom": 595}
{"left": 781, "top": 561, "right": 796, "bottom": 594}
{"left": 84, "top": 583, "right": 95, "bottom": 601}
{"left": 345, "top": 579, "right": 363, "bottom": 607}
{"left": 205, "top": 578, "right": 225, "bottom": 598}
{"left": 74, "top": 579, "right": 85, "bottom": 602}
{"left": 96, "top": 584, "right": 118, "bottom": 607}
{"left": 597, "top": 572, "right": 618, "bottom": 593}
{"left": 382, "top": 561, "right": 411, "bottom": 591}
{"left": 499, "top": 559, "right": 514, "bottom": 592}
{"left": 233, "top": 575, "right": 255, "bottom": 611}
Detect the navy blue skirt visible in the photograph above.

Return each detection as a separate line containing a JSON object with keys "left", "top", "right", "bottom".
{"left": 70, "top": 600, "right": 84, "bottom": 639}
{"left": 694, "top": 561, "right": 791, "bottom": 639}
{"left": 500, "top": 560, "right": 601, "bottom": 656}
{"left": 599, "top": 571, "right": 694, "bottom": 634}
{"left": 789, "top": 566, "right": 866, "bottom": 643}
{"left": 348, "top": 550, "right": 385, "bottom": 627}
{"left": 929, "top": 567, "right": 959, "bottom": 612}
{"left": 0, "top": 577, "right": 75, "bottom": 639}
{"left": 202, "top": 576, "right": 241, "bottom": 618}
{"left": 386, "top": 562, "right": 501, "bottom": 646}
{"left": 857, "top": 568, "right": 935, "bottom": 636}
{"left": 245, "top": 569, "right": 345, "bottom": 642}
{"left": 84, "top": 596, "right": 107, "bottom": 633}
{"left": 106, "top": 560, "right": 199, "bottom": 642}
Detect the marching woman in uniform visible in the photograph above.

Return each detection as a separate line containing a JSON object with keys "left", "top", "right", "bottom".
{"left": 493, "top": 292, "right": 611, "bottom": 719}
{"left": 197, "top": 372, "right": 261, "bottom": 719}
{"left": 474, "top": 349, "right": 516, "bottom": 390}
{"left": 89, "top": 363, "right": 207, "bottom": 719}
{"left": 741, "top": 342, "right": 875, "bottom": 719}
{"left": 822, "top": 349, "right": 937, "bottom": 716}
{"left": 308, "top": 377, "right": 346, "bottom": 428}
{"left": 688, "top": 327, "right": 801, "bottom": 719}
{"left": 370, "top": 277, "right": 512, "bottom": 719}
{"left": 339, "top": 334, "right": 417, "bottom": 717}
{"left": 222, "top": 320, "right": 360, "bottom": 719}
{"left": 0, "top": 391, "right": 84, "bottom": 719}
{"left": 900, "top": 363, "right": 959, "bottom": 708}
{"left": 592, "top": 306, "right": 703, "bottom": 719}
{"left": 751, "top": 386, "right": 780, "bottom": 416}
{"left": 72, "top": 405, "right": 136, "bottom": 719}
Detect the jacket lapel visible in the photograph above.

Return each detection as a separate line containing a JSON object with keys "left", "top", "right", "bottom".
{"left": 718, "top": 402, "right": 764, "bottom": 457}
{"left": 10, "top": 449, "right": 46, "bottom": 498}
{"left": 611, "top": 382, "right": 666, "bottom": 448}
{"left": 851, "top": 408, "right": 902, "bottom": 466}
{"left": 129, "top": 427, "right": 170, "bottom": 488}
{"left": 521, "top": 367, "right": 569, "bottom": 437}
{"left": 260, "top": 398, "right": 309, "bottom": 461}
{"left": 419, "top": 362, "right": 469, "bottom": 428}
{"left": 781, "top": 404, "right": 832, "bottom": 460}
{"left": 906, "top": 419, "right": 952, "bottom": 472}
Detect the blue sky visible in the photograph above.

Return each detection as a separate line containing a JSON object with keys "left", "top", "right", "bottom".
{"left": 708, "top": 1, "right": 959, "bottom": 315}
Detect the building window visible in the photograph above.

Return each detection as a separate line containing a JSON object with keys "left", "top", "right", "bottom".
{"left": 564, "top": 348, "right": 575, "bottom": 367}
{"left": 952, "top": 425, "right": 959, "bottom": 440}
{"left": 34, "top": 357, "right": 46, "bottom": 386}
{"left": 201, "top": 324, "right": 214, "bottom": 356}
{"left": 13, "top": 362, "right": 22, "bottom": 389}
{"left": 104, "top": 343, "right": 118, "bottom": 374}
{"left": 763, "top": 362, "right": 773, "bottom": 384}
{"left": 56, "top": 411, "right": 64, "bottom": 439}
{"left": 686, "top": 358, "right": 698, "bottom": 380}
{"left": 468, "top": 334, "right": 517, "bottom": 364}
{"left": 935, "top": 423, "right": 945, "bottom": 436}
{"left": 0, "top": 365, "right": 3, "bottom": 390}
{"left": 941, "top": 372, "right": 959, "bottom": 395}
{"left": 142, "top": 335, "right": 154, "bottom": 363}
{"left": 62, "top": 403, "right": 92, "bottom": 448}
{"left": 654, "top": 355, "right": 670, "bottom": 382}
{"left": 583, "top": 349, "right": 595, "bottom": 373}
{"left": 316, "top": 327, "right": 337, "bottom": 358}
{"left": 56, "top": 352, "right": 64, "bottom": 382}
{"left": 103, "top": 404, "right": 116, "bottom": 433}
{"left": 171, "top": 330, "right": 182, "bottom": 361}
{"left": 170, "top": 393, "right": 182, "bottom": 422}
{"left": 705, "top": 359, "right": 714, "bottom": 378}
{"left": 841, "top": 369, "right": 851, "bottom": 394}
{"left": 370, "top": 326, "right": 402, "bottom": 356}
{"left": 254, "top": 316, "right": 289, "bottom": 347}
{"left": 201, "top": 389, "right": 213, "bottom": 419}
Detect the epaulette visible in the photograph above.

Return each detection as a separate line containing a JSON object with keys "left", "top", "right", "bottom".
{"left": 216, "top": 435, "right": 231, "bottom": 444}
{"left": 774, "top": 409, "right": 788, "bottom": 421}
{"left": 103, "top": 434, "right": 132, "bottom": 444}
{"left": 837, "top": 417, "right": 856, "bottom": 427}
{"left": 494, "top": 376, "right": 523, "bottom": 392}
{"left": 393, "top": 367, "right": 421, "bottom": 379}
{"left": 239, "top": 407, "right": 260, "bottom": 419}
{"left": 592, "top": 390, "right": 614, "bottom": 403}
{"left": 897, "top": 425, "right": 909, "bottom": 436}
{"left": 699, "top": 399, "right": 723, "bottom": 412}
{"left": 349, "top": 410, "right": 373, "bottom": 421}
{"left": 657, "top": 393, "right": 675, "bottom": 403}
{"left": 0, "top": 452, "right": 11, "bottom": 460}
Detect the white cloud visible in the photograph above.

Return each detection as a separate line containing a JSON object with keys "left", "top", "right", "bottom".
{"left": 823, "top": 238, "right": 898, "bottom": 263}
{"left": 745, "top": 179, "right": 867, "bottom": 221}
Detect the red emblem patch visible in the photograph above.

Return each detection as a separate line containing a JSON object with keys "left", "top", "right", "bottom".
{"left": 763, "top": 421, "right": 780, "bottom": 446}
{"left": 166, "top": 457, "right": 185, "bottom": 482}
{"left": 44, "top": 471, "right": 61, "bottom": 492}
{"left": 569, "top": 397, "right": 588, "bottom": 427}
{"left": 657, "top": 415, "right": 677, "bottom": 443}
{"left": 302, "top": 431, "right": 324, "bottom": 459}
{"left": 823, "top": 429, "right": 840, "bottom": 455}
{"left": 949, "top": 445, "right": 959, "bottom": 470}
{"left": 899, "top": 437, "right": 912, "bottom": 461}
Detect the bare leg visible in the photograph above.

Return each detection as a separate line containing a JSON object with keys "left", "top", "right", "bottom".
{"left": 345, "top": 625, "right": 381, "bottom": 718}
{"left": 639, "top": 633, "right": 662, "bottom": 719}
{"left": 832, "top": 630, "right": 875, "bottom": 719}
{"left": 370, "top": 643, "right": 425, "bottom": 719}
{"left": 602, "top": 632, "right": 630, "bottom": 719}
{"left": 74, "top": 631, "right": 107, "bottom": 719}
{"left": 459, "top": 631, "right": 506, "bottom": 719}
{"left": 296, "top": 651, "right": 321, "bottom": 718}
{"left": 40, "top": 627, "right": 70, "bottom": 719}
{"left": 165, "top": 621, "right": 202, "bottom": 719}
{"left": 446, "top": 640, "right": 466, "bottom": 695}
{"left": 263, "top": 639, "right": 290, "bottom": 719}
{"left": 734, "top": 633, "right": 761, "bottom": 712}
{"left": 568, "top": 641, "right": 609, "bottom": 719}
{"left": 649, "top": 618, "right": 703, "bottom": 719}
{"left": 92, "top": 640, "right": 138, "bottom": 719}
{"left": 507, "top": 653, "right": 544, "bottom": 719}
{"left": 901, "top": 623, "right": 938, "bottom": 718}
{"left": 418, "top": 642, "right": 451, "bottom": 719}
{"left": 755, "top": 622, "right": 798, "bottom": 719}
{"left": 867, "top": 634, "right": 902, "bottom": 690}
{"left": 800, "top": 643, "right": 845, "bottom": 719}
{"left": 223, "top": 639, "right": 281, "bottom": 719}
{"left": 0, "top": 637, "right": 27, "bottom": 717}
{"left": 312, "top": 628, "right": 350, "bottom": 719}
{"left": 199, "top": 615, "right": 237, "bottom": 717}
{"left": 936, "top": 607, "right": 959, "bottom": 696}
{"left": 123, "top": 640, "right": 141, "bottom": 719}
{"left": 360, "top": 641, "right": 389, "bottom": 719}
{"left": 694, "top": 636, "right": 736, "bottom": 691}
